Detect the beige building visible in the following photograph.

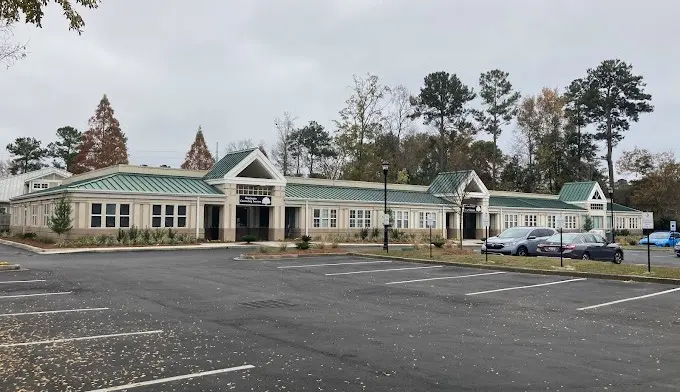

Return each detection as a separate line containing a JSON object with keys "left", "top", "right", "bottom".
{"left": 8, "top": 148, "right": 644, "bottom": 241}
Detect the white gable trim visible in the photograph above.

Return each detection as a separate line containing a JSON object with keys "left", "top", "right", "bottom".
{"left": 207, "top": 149, "right": 287, "bottom": 186}
{"left": 430, "top": 171, "right": 490, "bottom": 201}
{"left": 466, "top": 171, "right": 490, "bottom": 196}
{"left": 588, "top": 183, "right": 606, "bottom": 201}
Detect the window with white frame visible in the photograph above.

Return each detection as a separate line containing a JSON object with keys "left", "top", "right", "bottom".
{"left": 237, "top": 185, "right": 272, "bottom": 196}
{"left": 150, "top": 204, "right": 187, "bottom": 228}
{"left": 565, "top": 215, "right": 577, "bottom": 229}
{"left": 152, "top": 205, "right": 162, "bottom": 227}
{"left": 119, "top": 204, "right": 130, "bottom": 228}
{"left": 394, "top": 210, "right": 409, "bottom": 229}
{"left": 590, "top": 203, "right": 604, "bottom": 210}
{"left": 91, "top": 204, "right": 102, "bottom": 227}
{"left": 418, "top": 212, "right": 437, "bottom": 228}
{"left": 349, "top": 209, "right": 372, "bottom": 228}
{"left": 42, "top": 204, "right": 51, "bottom": 226}
{"left": 90, "top": 203, "right": 131, "bottom": 228}
{"left": 31, "top": 205, "right": 38, "bottom": 226}
{"left": 313, "top": 208, "right": 337, "bottom": 228}
{"left": 524, "top": 214, "right": 537, "bottom": 227}
{"left": 615, "top": 216, "right": 626, "bottom": 229}
{"left": 592, "top": 216, "right": 604, "bottom": 229}
{"left": 629, "top": 217, "right": 639, "bottom": 229}
{"left": 547, "top": 215, "right": 556, "bottom": 228}
{"left": 177, "top": 205, "right": 187, "bottom": 228}
{"left": 504, "top": 214, "right": 518, "bottom": 229}
{"left": 32, "top": 182, "right": 49, "bottom": 190}
{"left": 105, "top": 204, "right": 117, "bottom": 227}
{"left": 164, "top": 205, "right": 175, "bottom": 227}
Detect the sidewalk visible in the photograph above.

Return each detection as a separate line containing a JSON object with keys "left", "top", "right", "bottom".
{"left": 0, "top": 238, "right": 481, "bottom": 255}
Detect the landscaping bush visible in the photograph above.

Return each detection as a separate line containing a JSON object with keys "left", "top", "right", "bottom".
{"left": 359, "top": 228, "right": 369, "bottom": 240}
{"left": 295, "top": 241, "right": 310, "bottom": 250}
{"left": 279, "top": 242, "right": 288, "bottom": 252}
{"left": 301, "top": 235, "right": 313, "bottom": 243}
{"left": 628, "top": 238, "right": 638, "bottom": 246}
{"left": 615, "top": 229, "right": 631, "bottom": 237}
{"left": 371, "top": 227, "right": 381, "bottom": 239}
{"left": 331, "top": 241, "right": 339, "bottom": 249}
{"left": 22, "top": 232, "right": 37, "bottom": 239}
{"left": 316, "top": 242, "right": 326, "bottom": 249}
{"left": 142, "top": 229, "right": 152, "bottom": 244}
{"left": 259, "top": 246, "right": 270, "bottom": 253}
{"left": 431, "top": 237, "right": 446, "bottom": 248}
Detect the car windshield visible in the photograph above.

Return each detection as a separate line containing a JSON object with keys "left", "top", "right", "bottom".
{"left": 545, "top": 233, "right": 581, "bottom": 243}
{"left": 650, "top": 232, "right": 669, "bottom": 239}
{"left": 498, "top": 228, "right": 531, "bottom": 239}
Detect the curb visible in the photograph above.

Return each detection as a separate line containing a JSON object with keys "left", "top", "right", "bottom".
{"left": 0, "top": 239, "right": 45, "bottom": 253}
{"left": 0, "top": 239, "right": 247, "bottom": 255}
{"left": 239, "top": 252, "right": 350, "bottom": 261}
{"left": 349, "top": 252, "right": 680, "bottom": 286}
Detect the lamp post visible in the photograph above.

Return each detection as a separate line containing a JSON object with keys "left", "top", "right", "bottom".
{"left": 382, "top": 161, "right": 389, "bottom": 252}
{"left": 607, "top": 183, "right": 615, "bottom": 243}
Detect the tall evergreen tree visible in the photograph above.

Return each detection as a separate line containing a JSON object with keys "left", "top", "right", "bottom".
{"left": 474, "top": 69, "right": 521, "bottom": 189}
{"left": 73, "top": 94, "right": 128, "bottom": 173}
{"left": 181, "top": 126, "right": 215, "bottom": 170}
{"left": 47, "top": 126, "right": 82, "bottom": 171}
{"left": 579, "top": 59, "right": 654, "bottom": 192}
{"left": 48, "top": 195, "right": 73, "bottom": 238}
{"left": 6, "top": 137, "right": 47, "bottom": 174}
{"left": 298, "top": 121, "right": 336, "bottom": 177}
{"left": 410, "top": 71, "right": 476, "bottom": 173}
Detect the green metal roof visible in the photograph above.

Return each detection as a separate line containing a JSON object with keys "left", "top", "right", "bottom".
{"left": 612, "top": 203, "right": 640, "bottom": 212}
{"left": 286, "top": 183, "right": 446, "bottom": 205}
{"left": 27, "top": 173, "right": 222, "bottom": 196}
{"left": 490, "top": 195, "right": 585, "bottom": 211}
{"left": 427, "top": 171, "right": 472, "bottom": 194}
{"left": 204, "top": 148, "right": 256, "bottom": 180}
{"left": 558, "top": 181, "right": 596, "bottom": 202}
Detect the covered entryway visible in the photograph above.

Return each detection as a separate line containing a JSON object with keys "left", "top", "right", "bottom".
{"left": 285, "top": 207, "right": 301, "bottom": 239}
{"left": 463, "top": 212, "right": 477, "bottom": 239}
{"left": 236, "top": 205, "right": 270, "bottom": 241}
{"left": 204, "top": 204, "right": 221, "bottom": 241}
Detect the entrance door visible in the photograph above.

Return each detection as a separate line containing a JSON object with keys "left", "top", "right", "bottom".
{"left": 235, "top": 206, "right": 270, "bottom": 241}
{"left": 463, "top": 212, "right": 477, "bottom": 239}
{"left": 204, "top": 205, "right": 220, "bottom": 241}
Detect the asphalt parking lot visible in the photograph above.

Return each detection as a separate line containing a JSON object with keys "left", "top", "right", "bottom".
{"left": 1, "top": 245, "right": 680, "bottom": 391}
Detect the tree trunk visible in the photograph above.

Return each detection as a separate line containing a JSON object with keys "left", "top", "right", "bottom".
{"left": 606, "top": 120, "right": 615, "bottom": 192}
{"left": 439, "top": 118, "right": 446, "bottom": 173}
{"left": 491, "top": 133, "right": 498, "bottom": 189}
{"left": 458, "top": 206, "right": 464, "bottom": 250}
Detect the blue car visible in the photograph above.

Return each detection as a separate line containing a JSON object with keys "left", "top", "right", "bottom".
{"left": 638, "top": 231, "right": 680, "bottom": 247}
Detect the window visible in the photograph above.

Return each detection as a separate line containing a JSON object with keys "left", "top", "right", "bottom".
{"left": 547, "top": 215, "right": 556, "bottom": 228}
{"left": 177, "top": 205, "right": 187, "bottom": 228}
{"left": 152, "top": 205, "right": 162, "bottom": 228}
{"left": 313, "top": 208, "right": 337, "bottom": 228}
{"left": 237, "top": 185, "right": 272, "bottom": 196}
{"left": 590, "top": 203, "right": 604, "bottom": 210}
{"left": 42, "top": 204, "right": 50, "bottom": 226}
{"left": 394, "top": 210, "right": 409, "bottom": 229}
{"left": 629, "top": 217, "right": 639, "bottom": 229}
{"left": 592, "top": 216, "right": 604, "bottom": 229}
{"left": 0, "top": 206, "right": 6, "bottom": 214}
{"left": 165, "top": 205, "right": 175, "bottom": 227}
{"left": 524, "top": 214, "right": 537, "bottom": 227}
{"left": 31, "top": 205, "right": 38, "bottom": 226}
{"left": 418, "top": 212, "right": 437, "bottom": 228}
{"left": 32, "top": 182, "right": 48, "bottom": 189}
{"left": 349, "top": 209, "right": 372, "bottom": 228}
{"left": 592, "top": 192, "right": 602, "bottom": 200}
{"left": 615, "top": 217, "right": 626, "bottom": 229}
{"left": 105, "top": 204, "right": 116, "bottom": 227}
{"left": 504, "top": 214, "right": 518, "bottom": 229}
{"left": 119, "top": 204, "right": 130, "bottom": 228}
{"left": 564, "top": 215, "right": 577, "bottom": 229}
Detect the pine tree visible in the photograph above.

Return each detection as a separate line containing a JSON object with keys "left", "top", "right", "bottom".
{"left": 6, "top": 137, "right": 47, "bottom": 174}
{"left": 181, "top": 126, "right": 215, "bottom": 170}
{"left": 48, "top": 196, "right": 73, "bottom": 238}
{"left": 47, "top": 126, "right": 82, "bottom": 171}
{"left": 73, "top": 94, "right": 128, "bottom": 173}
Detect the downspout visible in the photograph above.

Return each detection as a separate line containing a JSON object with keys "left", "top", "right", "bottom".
{"left": 441, "top": 205, "right": 445, "bottom": 238}
{"left": 195, "top": 196, "right": 200, "bottom": 239}
{"left": 305, "top": 200, "right": 309, "bottom": 236}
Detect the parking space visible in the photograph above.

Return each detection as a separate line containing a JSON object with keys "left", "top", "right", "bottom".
{"left": 2, "top": 246, "right": 680, "bottom": 390}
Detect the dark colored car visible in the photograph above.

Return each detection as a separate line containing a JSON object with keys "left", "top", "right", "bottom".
{"left": 536, "top": 232, "right": 623, "bottom": 263}
{"left": 674, "top": 242, "right": 680, "bottom": 258}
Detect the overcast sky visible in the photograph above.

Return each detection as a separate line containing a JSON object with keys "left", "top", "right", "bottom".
{"left": 0, "top": 0, "right": 676, "bottom": 173}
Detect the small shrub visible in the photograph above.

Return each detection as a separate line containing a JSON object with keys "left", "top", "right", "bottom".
{"left": 431, "top": 237, "right": 445, "bottom": 248}
{"left": 142, "top": 229, "right": 152, "bottom": 244}
{"left": 359, "top": 228, "right": 369, "bottom": 240}
{"left": 37, "top": 236, "right": 55, "bottom": 245}
{"left": 117, "top": 228, "right": 129, "bottom": 243}
{"left": 371, "top": 227, "right": 381, "bottom": 239}
{"left": 331, "top": 241, "right": 339, "bottom": 249}
{"left": 301, "top": 235, "right": 312, "bottom": 243}
{"left": 389, "top": 228, "right": 403, "bottom": 241}
{"left": 444, "top": 240, "right": 454, "bottom": 249}
{"left": 279, "top": 242, "right": 288, "bottom": 252}
{"left": 22, "top": 232, "right": 37, "bottom": 239}
{"left": 242, "top": 234, "right": 257, "bottom": 244}
{"left": 259, "top": 246, "right": 270, "bottom": 253}
{"left": 295, "top": 241, "right": 310, "bottom": 250}
{"left": 616, "top": 229, "right": 631, "bottom": 237}
{"left": 152, "top": 229, "right": 165, "bottom": 243}
{"left": 316, "top": 242, "right": 326, "bottom": 249}
{"left": 167, "top": 228, "right": 175, "bottom": 240}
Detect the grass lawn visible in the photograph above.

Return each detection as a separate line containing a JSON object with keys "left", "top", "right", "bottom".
{"left": 364, "top": 248, "right": 680, "bottom": 280}
{"left": 620, "top": 244, "right": 673, "bottom": 252}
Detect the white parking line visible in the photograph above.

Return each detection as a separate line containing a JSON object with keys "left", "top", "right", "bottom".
{"left": 0, "top": 279, "right": 46, "bottom": 284}
{"left": 84, "top": 365, "right": 255, "bottom": 392}
{"left": 385, "top": 271, "right": 507, "bottom": 285}
{"left": 0, "top": 307, "right": 109, "bottom": 317}
{"left": 278, "top": 260, "right": 392, "bottom": 269}
{"left": 578, "top": 287, "right": 680, "bottom": 311}
{"left": 325, "top": 265, "right": 443, "bottom": 276}
{"left": 466, "top": 278, "right": 587, "bottom": 296}
{"left": 0, "top": 330, "right": 163, "bottom": 348}
{"left": 0, "top": 291, "right": 72, "bottom": 299}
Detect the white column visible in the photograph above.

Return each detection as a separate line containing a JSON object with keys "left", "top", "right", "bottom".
{"left": 195, "top": 196, "right": 200, "bottom": 238}
{"left": 304, "top": 201, "right": 309, "bottom": 236}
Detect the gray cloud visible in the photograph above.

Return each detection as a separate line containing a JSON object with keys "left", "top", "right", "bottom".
{"left": 1, "top": 0, "right": 677, "bottom": 169}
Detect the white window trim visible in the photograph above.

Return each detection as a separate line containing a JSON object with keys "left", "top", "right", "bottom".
{"left": 313, "top": 208, "right": 337, "bottom": 228}
{"left": 31, "top": 205, "right": 38, "bottom": 226}
{"left": 547, "top": 215, "right": 556, "bottom": 228}
{"left": 90, "top": 202, "right": 133, "bottom": 229}
{"left": 394, "top": 210, "right": 409, "bottom": 229}
{"left": 524, "top": 214, "right": 537, "bottom": 227}
{"left": 150, "top": 204, "right": 188, "bottom": 229}
{"left": 418, "top": 212, "right": 437, "bottom": 229}
{"left": 564, "top": 215, "right": 577, "bottom": 229}
{"left": 349, "top": 209, "right": 372, "bottom": 228}
{"left": 504, "top": 214, "right": 518, "bottom": 229}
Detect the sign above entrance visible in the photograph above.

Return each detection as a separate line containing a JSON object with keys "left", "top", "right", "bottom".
{"left": 238, "top": 195, "right": 272, "bottom": 206}
{"left": 463, "top": 204, "right": 482, "bottom": 213}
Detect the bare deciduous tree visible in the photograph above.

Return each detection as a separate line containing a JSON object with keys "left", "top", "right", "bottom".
{"left": 272, "top": 112, "right": 297, "bottom": 175}
{"left": 0, "top": 21, "right": 26, "bottom": 69}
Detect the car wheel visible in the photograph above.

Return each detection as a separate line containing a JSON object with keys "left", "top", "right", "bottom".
{"left": 582, "top": 252, "right": 591, "bottom": 260}
{"left": 613, "top": 251, "right": 623, "bottom": 264}
{"left": 517, "top": 246, "right": 528, "bottom": 257}
{"left": 666, "top": 243, "right": 671, "bottom": 247}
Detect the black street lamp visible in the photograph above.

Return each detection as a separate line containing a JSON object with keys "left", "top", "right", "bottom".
{"left": 607, "top": 183, "right": 615, "bottom": 243}
{"left": 382, "top": 161, "right": 389, "bottom": 252}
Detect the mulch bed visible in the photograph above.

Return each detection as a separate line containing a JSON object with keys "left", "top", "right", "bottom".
{"left": 1, "top": 237, "right": 202, "bottom": 250}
